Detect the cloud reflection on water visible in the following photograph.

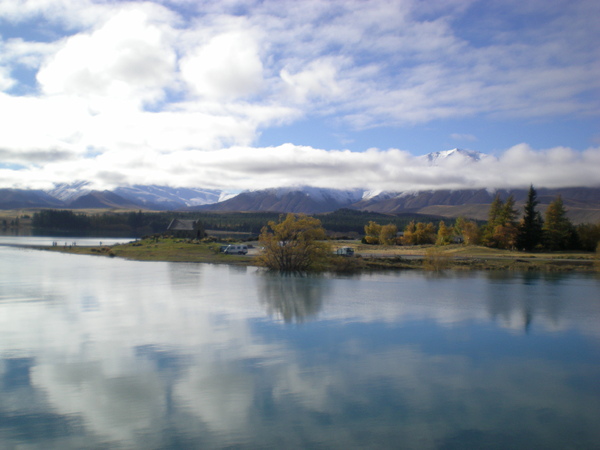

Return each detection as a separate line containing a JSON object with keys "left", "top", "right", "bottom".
{"left": 0, "top": 247, "right": 599, "bottom": 448}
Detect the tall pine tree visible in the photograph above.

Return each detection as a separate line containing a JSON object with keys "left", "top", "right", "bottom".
{"left": 516, "top": 185, "right": 543, "bottom": 251}
{"left": 543, "top": 195, "right": 576, "bottom": 250}
{"left": 483, "top": 194, "right": 518, "bottom": 249}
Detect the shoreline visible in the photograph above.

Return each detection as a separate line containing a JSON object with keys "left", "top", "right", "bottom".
{"left": 20, "top": 239, "right": 599, "bottom": 273}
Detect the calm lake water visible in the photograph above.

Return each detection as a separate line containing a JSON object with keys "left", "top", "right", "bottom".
{"left": 0, "top": 240, "right": 599, "bottom": 449}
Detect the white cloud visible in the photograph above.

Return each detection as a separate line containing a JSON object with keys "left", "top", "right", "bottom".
{"left": 0, "top": 0, "right": 598, "bottom": 191}
{"left": 37, "top": 7, "right": 177, "bottom": 106}
{"left": 280, "top": 58, "right": 344, "bottom": 103}
{"left": 180, "top": 30, "right": 264, "bottom": 100}
{"left": 0, "top": 66, "right": 14, "bottom": 91}
{"left": 4, "top": 142, "right": 599, "bottom": 192}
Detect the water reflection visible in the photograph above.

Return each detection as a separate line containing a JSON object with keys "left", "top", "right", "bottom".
{"left": 484, "top": 271, "right": 571, "bottom": 334}
{"left": 257, "top": 272, "right": 328, "bottom": 323}
{"left": 0, "top": 245, "right": 599, "bottom": 448}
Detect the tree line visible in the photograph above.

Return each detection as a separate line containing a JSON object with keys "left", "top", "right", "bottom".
{"left": 31, "top": 210, "right": 169, "bottom": 235}
{"left": 362, "top": 186, "right": 600, "bottom": 252}
{"left": 30, "top": 209, "right": 443, "bottom": 236}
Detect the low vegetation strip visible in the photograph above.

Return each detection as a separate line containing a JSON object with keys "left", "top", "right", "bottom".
{"left": 37, "top": 238, "right": 598, "bottom": 272}
{"left": 42, "top": 238, "right": 253, "bottom": 265}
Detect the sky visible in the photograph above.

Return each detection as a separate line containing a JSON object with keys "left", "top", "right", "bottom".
{"left": 0, "top": 0, "right": 599, "bottom": 192}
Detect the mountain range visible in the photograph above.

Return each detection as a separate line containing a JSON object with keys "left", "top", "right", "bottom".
{"left": 2, "top": 149, "right": 599, "bottom": 224}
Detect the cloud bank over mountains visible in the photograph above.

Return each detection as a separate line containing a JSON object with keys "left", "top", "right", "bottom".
{"left": 2, "top": 145, "right": 599, "bottom": 192}
{"left": 0, "top": 0, "right": 598, "bottom": 191}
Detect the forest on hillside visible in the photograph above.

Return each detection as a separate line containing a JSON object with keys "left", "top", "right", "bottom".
{"left": 30, "top": 208, "right": 443, "bottom": 237}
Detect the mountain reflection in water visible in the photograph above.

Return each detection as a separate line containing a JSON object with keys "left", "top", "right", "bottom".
{"left": 0, "top": 244, "right": 598, "bottom": 449}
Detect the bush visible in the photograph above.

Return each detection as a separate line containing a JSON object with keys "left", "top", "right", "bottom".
{"left": 423, "top": 247, "right": 451, "bottom": 271}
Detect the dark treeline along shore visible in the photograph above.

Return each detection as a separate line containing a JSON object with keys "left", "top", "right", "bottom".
{"left": 28, "top": 208, "right": 447, "bottom": 238}
{"left": 23, "top": 198, "right": 600, "bottom": 274}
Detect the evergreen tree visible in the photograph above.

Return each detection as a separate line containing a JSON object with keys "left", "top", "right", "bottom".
{"left": 576, "top": 223, "right": 600, "bottom": 252}
{"left": 499, "top": 195, "right": 518, "bottom": 226}
{"left": 483, "top": 194, "right": 518, "bottom": 249}
{"left": 487, "top": 194, "right": 503, "bottom": 226}
{"left": 516, "top": 185, "right": 543, "bottom": 251}
{"left": 543, "top": 196, "right": 576, "bottom": 250}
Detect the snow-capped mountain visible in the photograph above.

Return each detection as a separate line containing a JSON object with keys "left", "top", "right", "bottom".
{"left": 1, "top": 148, "right": 596, "bottom": 223}
{"left": 114, "top": 185, "right": 221, "bottom": 210}
{"left": 197, "top": 187, "right": 365, "bottom": 214}
{"left": 46, "top": 181, "right": 92, "bottom": 202}
{"left": 421, "top": 148, "right": 488, "bottom": 165}
{"left": 39, "top": 183, "right": 223, "bottom": 210}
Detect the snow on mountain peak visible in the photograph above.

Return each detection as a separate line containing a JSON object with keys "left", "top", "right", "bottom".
{"left": 46, "top": 181, "right": 91, "bottom": 202}
{"left": 422, "top": 148, "right": 486, "bottom": 166}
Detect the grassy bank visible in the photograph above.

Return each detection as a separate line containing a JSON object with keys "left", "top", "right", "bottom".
{"left": 38, "top": 237, "right": 600, "bottom": 273}
{"left": 43, "top": 237, "right": 253, "bottom": 265}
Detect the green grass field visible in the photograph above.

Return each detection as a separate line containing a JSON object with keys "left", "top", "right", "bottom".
{"left": 44, "top": 237, "right": 253, "bottom": 265}
{"left": 40, "top": 237, "right": 599, "bottom": 272}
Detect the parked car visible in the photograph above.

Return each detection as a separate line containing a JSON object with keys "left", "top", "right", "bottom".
{"left": 223, "top": 244, "right": 248, "bottom": 255}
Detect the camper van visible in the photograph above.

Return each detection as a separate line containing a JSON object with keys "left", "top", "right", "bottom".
{"left": 335, "top": 247, "right": 355, "bottom": 257}
{"left": 223, "top": 244, "right": 248, "bottom": 255}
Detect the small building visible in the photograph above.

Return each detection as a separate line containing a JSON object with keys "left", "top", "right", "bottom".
{"left": 166, "top": 219, "right": 206, "bottom": 239}
{"left": 452, "top": 235, "right": 464, "bottom": 244}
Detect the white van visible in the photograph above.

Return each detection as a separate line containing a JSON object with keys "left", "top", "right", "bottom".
{"left": 335, "top": 247, "right": 355, "bottom": 257}
{"left": 223, "top": 244, "right": 248, "bottom": 255}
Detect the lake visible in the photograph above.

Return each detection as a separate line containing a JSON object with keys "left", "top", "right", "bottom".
{"left": 0, "top": 241, "right": 599, "bottom": 449}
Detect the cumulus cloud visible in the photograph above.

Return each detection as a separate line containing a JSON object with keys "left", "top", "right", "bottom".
{"left": 0, "top": 0, "right": 598, "bottom": 190}
{"left": 180, "top": 30, "right": 264, "bottom": 100}
{"left": 36, "top": 7, "right": 177, "bottom": 106}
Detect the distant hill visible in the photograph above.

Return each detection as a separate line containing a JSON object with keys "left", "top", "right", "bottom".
{"left": 67, "top": 191, "right": 140, "bottom": 209}
{"left": 0, "top": 189, "right": 65, "bottom": 209}
{"left": 1, "top": 149, "right": 599, "bottom": 224}
{"left": 196, "top": 187, "right": 364, "bottom": 214}
{"left": 196, "top": 187, "right": 600, "bottom": 224}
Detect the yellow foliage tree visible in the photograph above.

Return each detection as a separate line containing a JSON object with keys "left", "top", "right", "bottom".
{"left": 380, "top": 223, "right": 398, "bottom": 245}
{"left": 257, "top": 214, "right": 330, "bottom": 272}
{"left": 364, "top": 221, "right": 382, "bottom": 245}
{"left": 436, "top": 221, "right": 452, "bottom": 246}
{"left": 402, "top": 221, "right": 417, "bottom": 245}
{"left": 461, "top": 220, "right": 480, "bottom": 245}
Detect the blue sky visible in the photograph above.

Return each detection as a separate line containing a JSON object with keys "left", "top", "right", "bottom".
{"left": 0, "top": 0, "right": 598, "bottom": 191}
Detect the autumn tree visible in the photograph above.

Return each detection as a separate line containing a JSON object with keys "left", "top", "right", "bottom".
{"left": 436, "top": 221, "right": 452, "bottom": 246}
{"left": 482, "top": 194, "right": 518, "bottom": 249}
{"left": 461, "top": 220, "right": 480, "bottom": 245}
{"left": 516, "top": 185, "right": 543, "bottom": 251}
{"left": 257, "top": 213, "right": 331, "bottom": 272}
{"left": 543, "top": 196, "right": 576, "bottom": 251}
{"left": 454, "top": 216, "right": 480, "bottom": 245}
{"left": 402, "top": 221, "right": 417, "bottom": 245}
{"left": 363, "top": 221, "right": 382, "bottom": 245}
{"left": 404, "top": 221, "right": 436, "bottom": 245}
{"left": 380, "top": 223, "right": 398, "bottom": 245}
{"left": 453, "top": 217, "right": 466, "bottom": 239}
